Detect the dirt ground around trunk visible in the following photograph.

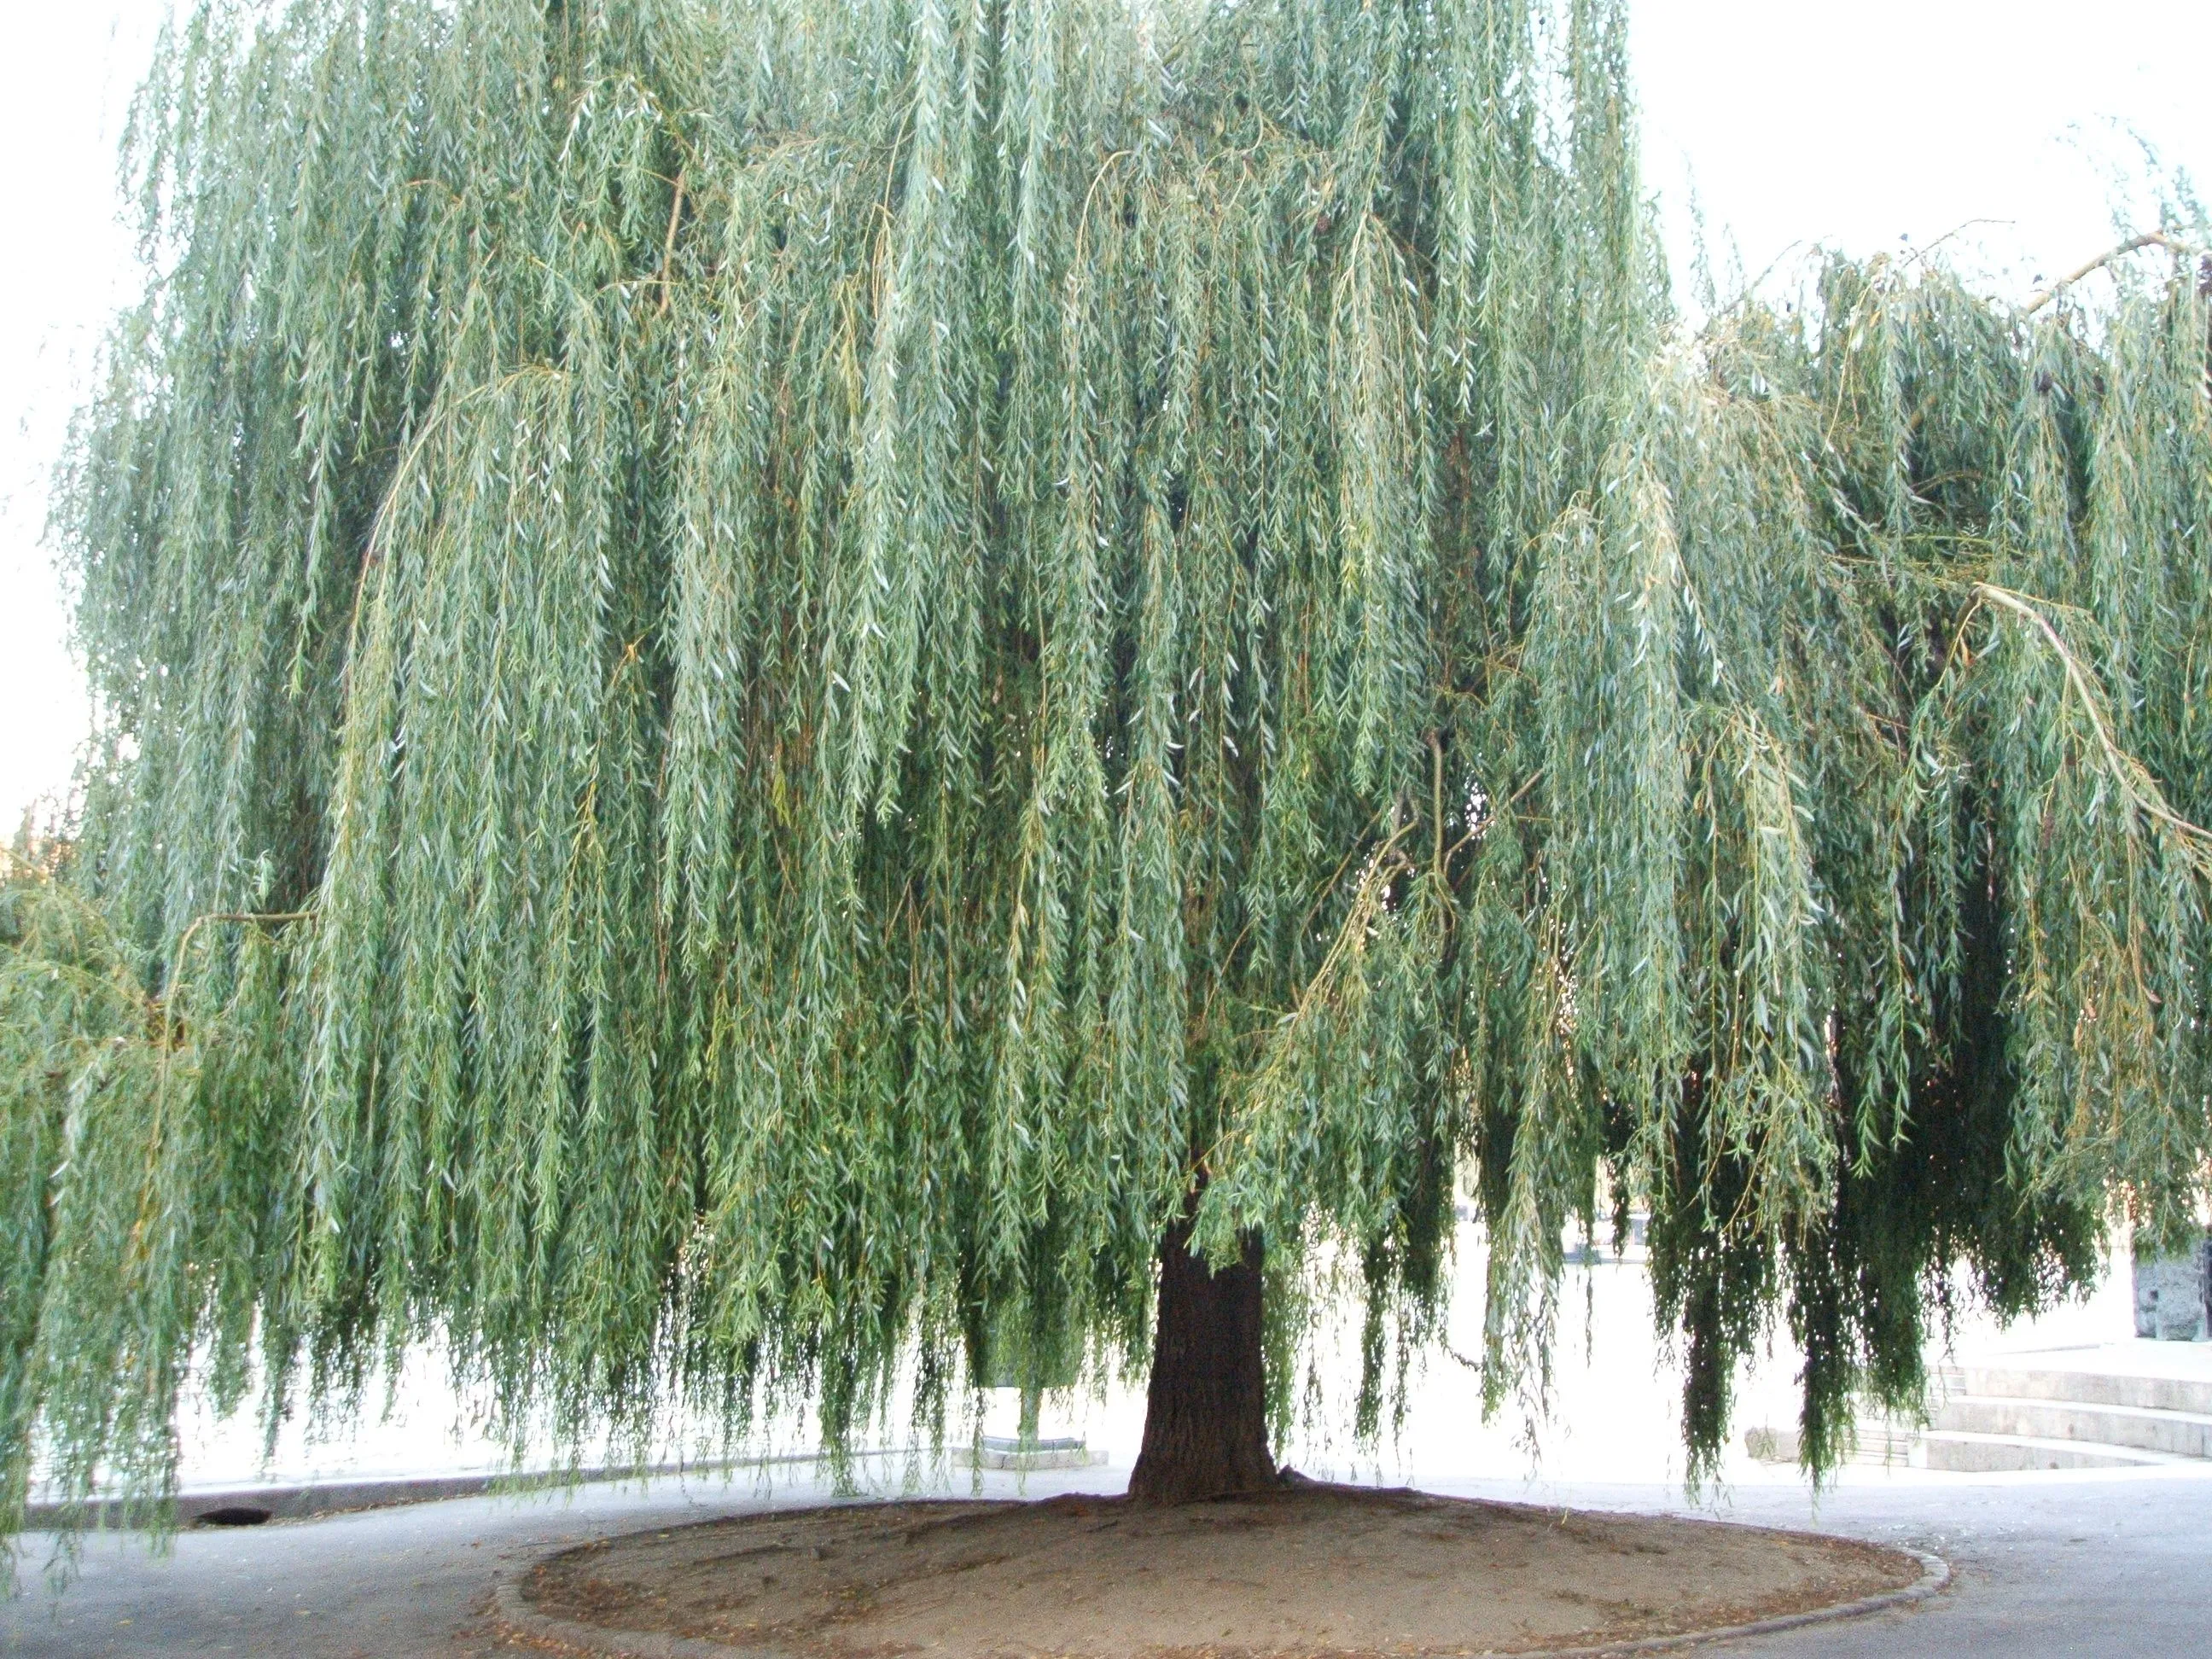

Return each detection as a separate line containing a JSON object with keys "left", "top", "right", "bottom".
{"left": 516, "top": 1483, "right": 1922, "bottom": 1656}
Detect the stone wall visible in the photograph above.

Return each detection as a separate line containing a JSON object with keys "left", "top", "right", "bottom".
{"left": 2133, "top": 1239, "right": 2212, "bottom": 1341}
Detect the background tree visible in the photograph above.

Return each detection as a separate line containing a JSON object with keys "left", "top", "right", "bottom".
{"left": 4, "top": 0, "right": 2209, "bottom": 1533}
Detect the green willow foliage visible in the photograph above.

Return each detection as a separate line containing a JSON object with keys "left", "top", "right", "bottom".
{"left": 6, "top": 0, "right": 2210, "bottom": 1532}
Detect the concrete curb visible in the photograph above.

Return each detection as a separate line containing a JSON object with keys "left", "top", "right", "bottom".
{"left": 491, "top": 1521, "right": 1950, "bottom": 1659}
{"left": 26, "top": 1473, "right": 552, "bottom": 1534}
{"left": 20, "top": 1449, "right": 903, "bottom": 1534}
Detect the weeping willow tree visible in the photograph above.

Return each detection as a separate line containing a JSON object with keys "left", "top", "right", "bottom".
{"left": 6, "top": 0, "right": 2211, "bottom": 1532}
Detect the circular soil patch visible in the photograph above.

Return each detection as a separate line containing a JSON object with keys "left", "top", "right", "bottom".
{"left": 514, "top": 1484, "right": 1926, "bottom": 1656}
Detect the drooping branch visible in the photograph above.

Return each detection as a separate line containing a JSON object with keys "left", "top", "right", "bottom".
{"left": 1970, "top": 582, "right": 2212, "bottom": 869}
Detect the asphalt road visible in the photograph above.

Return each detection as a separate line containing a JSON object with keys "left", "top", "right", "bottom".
{"left": 5, "top": 1462, "right": 2208, "bottom": 1656}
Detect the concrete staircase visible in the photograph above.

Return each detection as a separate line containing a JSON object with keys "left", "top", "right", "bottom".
{"left": 1743, "top": 1344, "right": 2212, "bottom": 1472}
{"left": 1915, "top": 1357, "right": 2212, "bottom": 1471}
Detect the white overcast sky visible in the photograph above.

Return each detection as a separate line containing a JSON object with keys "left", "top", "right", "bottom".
{"left": 4, "top": 1, "right": 2209, "bottom": 829}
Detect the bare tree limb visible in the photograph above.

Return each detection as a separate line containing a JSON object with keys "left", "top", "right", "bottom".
{"left": 2022, "top": 230, "right": 2203, "bottom": 315}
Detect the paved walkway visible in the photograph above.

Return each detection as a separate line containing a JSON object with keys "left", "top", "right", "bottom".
{"left": 5, "top": 1458, "right": 2209, "bottom": 1656}
{"left": 1443, "top": 1465, "right": 2212, "bottom": 1656}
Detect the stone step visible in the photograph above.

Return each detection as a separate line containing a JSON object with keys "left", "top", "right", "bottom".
{"left": 1932, "top": 1394, "right": 2212, "bottom": 1458}
{"left": 1937, "top": 1363, "right": 2212, "bottom": 1417}
{"left": 1852, "top": 1426, "right": 1921, "bottom": 1466}
{"left": 1741, "top": 1423, "right": 1927, "bottom": 1467}
{"left": 1919, "top": 1430, "right": 2186, "bottom": 1473}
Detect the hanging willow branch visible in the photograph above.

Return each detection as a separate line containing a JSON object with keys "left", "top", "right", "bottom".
{"left": 1969, "top": 583, "right": 2212, "bottom": 868}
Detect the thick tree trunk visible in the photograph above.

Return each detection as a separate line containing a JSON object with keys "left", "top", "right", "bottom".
{"left": 1126, "top": 1216, "right": 1276, "bottom": 1505}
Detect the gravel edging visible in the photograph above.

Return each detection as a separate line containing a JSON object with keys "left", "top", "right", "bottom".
{"left": 1526, "top": 1545, "right": 1949, "bottom": 1656}
{"left": 491, "top": 1529, "right": 1949, "bottom": 1658}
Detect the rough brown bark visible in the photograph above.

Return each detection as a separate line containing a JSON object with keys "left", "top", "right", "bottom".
{"left": 1126, "top": 1217, "right": 1275, "bottom": 1505}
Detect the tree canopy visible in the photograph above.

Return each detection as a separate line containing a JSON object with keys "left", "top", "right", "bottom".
{"left": 4, "top": 0, "right": 2210, "bottom": 1536}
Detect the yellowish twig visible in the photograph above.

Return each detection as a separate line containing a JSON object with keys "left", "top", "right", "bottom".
{"left": 161, "top": 910, "right": 317, "bottom": 1051}
{"left": 657, "top": 172, "right": 687, "bottom": 319}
